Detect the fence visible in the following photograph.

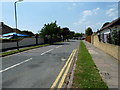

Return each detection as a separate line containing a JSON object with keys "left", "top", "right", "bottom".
{"left": 85, "top": 36, "right": 91, "bottom": 43}
{"left": 1, "top": 37, "right": 44, "bottom": 51}
{"left": 91, "top": 35, "right": 120, "bottom": 61}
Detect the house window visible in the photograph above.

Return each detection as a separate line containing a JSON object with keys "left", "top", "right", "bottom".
{"left": 102, "top": 33, "right": 104, "bottom": 42}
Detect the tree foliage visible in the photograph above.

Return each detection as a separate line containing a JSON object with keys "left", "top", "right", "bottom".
{"left": 85, "top": 27, "right": 93, "bottom": 36}
{"left": 111, "top": 30, "right": 120, "bottom": 45}
{"left": 39, "top": 21, "right": 75, "bottom": 43}
{"left": 74, "top": 33, "right": 83, "bottom": 37}
{"left": 40, "top": 21, "right": 61, "bottom": 43}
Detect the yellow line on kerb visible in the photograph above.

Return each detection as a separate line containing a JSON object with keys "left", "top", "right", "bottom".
{"left": 50, "top": 49, "right": 75, "bottom": 88}
{"left": 57, "top": 49, "right": 77, "bottom": 88}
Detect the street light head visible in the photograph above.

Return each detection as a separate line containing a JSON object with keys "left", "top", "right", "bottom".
{"left": 16, "top": 0, "right": 23, "bottom": 2}
{"left": 15, "top": 0, "right": 23, "bottom": 3}
{"left": 18, "top": 0, "right": 23, "bottom": 2}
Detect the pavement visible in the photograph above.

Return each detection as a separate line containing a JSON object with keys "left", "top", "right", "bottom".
{"left": 84, "top": 41, "right": 120, "bottom": 89}
{"left": 1, "top": 40, "right": 80, "bottom": 88}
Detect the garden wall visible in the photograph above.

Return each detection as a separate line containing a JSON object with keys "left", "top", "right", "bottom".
{"left": 91, "top": 35, "right": 120, "bottom": 61}
{"left": 1, "top": 37, "right": 44, "bottom": 50}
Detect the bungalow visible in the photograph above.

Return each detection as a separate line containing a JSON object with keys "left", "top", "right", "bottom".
{"left": 0, "top": 22, "right": 14, "bottom": 35}
{"left": 97, "top": 17, "right": 120, "bottom": 45}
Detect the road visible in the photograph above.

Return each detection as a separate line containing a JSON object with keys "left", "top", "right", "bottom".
{"left": 2, "top": 40, "right": 80, "bottom": 88}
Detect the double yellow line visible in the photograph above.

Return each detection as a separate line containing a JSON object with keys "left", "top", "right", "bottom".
{"left": 50, "top": 49, "right": 77, "bottom": 89}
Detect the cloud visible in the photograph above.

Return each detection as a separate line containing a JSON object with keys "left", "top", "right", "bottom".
{"left": 83, "top": 10, "right": 92, "bottom": 16}
{"left": 74, "top": 7, "right": 100, "bottom": 25}
{"left": 82, "top": 8, "right": 100, "bottom": 16}
{"left": 93, "top": 8, "right": 100, "bottom": 14}
{"left": 106, "top": 8, "right": 116, "bottom": 17}
{"left": 73, "top": 7, "right": 101, "bottom": 32}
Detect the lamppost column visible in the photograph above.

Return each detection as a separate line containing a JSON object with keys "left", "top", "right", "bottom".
{"left": 14, "top": 1, "right": 18, "bottom": 29}
{"left": 14, "top": 1, "right": 20, "bottom": 50}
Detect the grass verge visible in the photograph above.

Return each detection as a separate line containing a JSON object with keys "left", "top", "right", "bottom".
{"left": 0, "top": 44, "right": 50, "bottom": 57}
{"left": 72, "top": 41, "right": 108, "bottom": 88}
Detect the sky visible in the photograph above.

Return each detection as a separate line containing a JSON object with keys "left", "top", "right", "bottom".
{"left": 1, "top": 1, "right": 119, "bottom": 34}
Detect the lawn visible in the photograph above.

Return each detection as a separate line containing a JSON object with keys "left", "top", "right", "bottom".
{"left": 72, "top": 41, "right": 108, "bottom": 88}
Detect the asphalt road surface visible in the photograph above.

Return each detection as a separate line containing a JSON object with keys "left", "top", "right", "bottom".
{"left": 2, "top": 40, "right": 80, "bottom": 88}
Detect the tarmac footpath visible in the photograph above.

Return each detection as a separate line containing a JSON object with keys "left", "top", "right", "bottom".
{"left": 84, "top": 41, "right": 120, "bottom": 89}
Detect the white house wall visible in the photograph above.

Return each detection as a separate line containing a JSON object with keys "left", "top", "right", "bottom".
{"left": 100, "top": 28, "right": 110, "bottom": 34}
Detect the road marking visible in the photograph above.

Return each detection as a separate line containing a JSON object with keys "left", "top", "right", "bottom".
{"left": 2, "top": 47, "right": 41, "bottom": 59}
{"left": 50, "top": 49, "right": 75, "bottom": 88}
{"left": 2, "top": 45, "right": 51, "bottom": 58}
{"left": 56, "top": 46, "right": 62, "bottom": 48}
{"left": 0, "top": 58, "right": 32, "bottom": 73}
{"left": 41, "top": 49, "right": 54, "bottom": 55}
{"left": 58, "top": 49, "right": 77, "bottom": 88}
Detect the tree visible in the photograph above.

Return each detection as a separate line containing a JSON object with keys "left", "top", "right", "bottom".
{"left": 40, "top": 21, "right": 61, "bottom": 44}
{"left": 68, "top": 31, "right": 75, "bottom": 39}
{"left": 74, "top": 33, "right": 82, "bottom": 37}
{"left": 60, "top": 27, "right": 70, "bottom": 41}
{"left": 85, "top": 27, "right": 93, "bottom": 36}
{"left": 73, "top": 33, "right": 83, "bottom": 40}
{"left": 111, "top": 30, "right": 119, "bottom": 45}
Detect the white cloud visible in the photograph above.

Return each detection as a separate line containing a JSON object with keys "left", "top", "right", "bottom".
{"left": 95, "top": 8, "right": 100, "bottom": 10}
{"left": 106, "top": 8, "right": 117, "bottom": 17}
{"left": 106, "top": 8, "right": 115, "bottom": 17}
{"left": 82, "top": 8, "right": 100, "bottom": 16}
{"left": 93, "top": 8, "right": 100, "bottom": 14}
{"left": 74, "top": 7, "right": 100, "bottom": 25}
{"left": 83, "top": 10, "right": 92, "bottom": 16}
{"left": 73, "top": 8, "right": 102, "bottom": 32}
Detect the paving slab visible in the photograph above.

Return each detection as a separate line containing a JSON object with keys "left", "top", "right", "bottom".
{"left": 83, "top": 41, "right": 120, "bottom": 89}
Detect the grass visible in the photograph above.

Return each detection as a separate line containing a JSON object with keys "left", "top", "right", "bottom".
{"left": 72, "top": 41, "right": 108, "bottom": 88}
{"left": 0, "top": 44, "right": 50, "bottom": 57}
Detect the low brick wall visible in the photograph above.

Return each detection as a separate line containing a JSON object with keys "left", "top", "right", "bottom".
{"left": 91, "top": 35, "right": 120, "bottom": 61}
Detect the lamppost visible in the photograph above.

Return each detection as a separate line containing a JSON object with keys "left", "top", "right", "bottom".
{"left": 14, "top": 0, "right": 23, "bottom": 50}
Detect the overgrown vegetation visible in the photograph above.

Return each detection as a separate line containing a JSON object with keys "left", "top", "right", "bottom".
{"left": 108, "top": 30, "right": 120, "bottom": 46}
{"left": 72, "top": 41, "right": 108, "bottom": 88}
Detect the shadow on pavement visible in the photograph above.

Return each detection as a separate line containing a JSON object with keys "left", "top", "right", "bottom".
{"left": 52, "top": 43, "right": 70, "bottom": 45}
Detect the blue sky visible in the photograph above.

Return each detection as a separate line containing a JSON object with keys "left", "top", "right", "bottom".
{"left": 1, "top": 2, "right": 118, "bottom": 34}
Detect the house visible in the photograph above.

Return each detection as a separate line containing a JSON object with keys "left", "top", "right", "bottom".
{"left": 97, "top": 17, "right": 120, "bottom": 44}
{"left": 0, "top": 22, "right": 14, "bottom": 35}
{"left": 0, "top": 22, "right": 26, "bottom": 35}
